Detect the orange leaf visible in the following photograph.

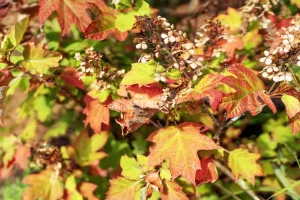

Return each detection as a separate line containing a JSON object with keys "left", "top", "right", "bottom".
{"left": 23, "top": 170, "right": 64, "bottom": 200}
{"left": 195, "top": 157, "right": 218, "bottom": 185}
{"left": 79, "top": 182, "right": 99, "bottom": 200}
{"left": 147, "top": 122, "right": 219, "bottom": 185}
{"left": 14, "top": 145, "right": 31, "bottom": 169}
{"left": 83, "top": 99, "right": 110, "bottom": 133}
{"left": 218, "top": 37, "right": 244, "bottom": 57}
{"left": 221, "top": 64, "right": 276, "bottom": 119}
{"left": 160, "top": 180, "right": 188, "bottom": 200}
{"left": 228, "top": 148, "right": 263, "bottom": 185}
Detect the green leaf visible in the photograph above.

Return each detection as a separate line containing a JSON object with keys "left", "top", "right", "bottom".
{"left": 67, "top": 130, "right": 108, "bottom": 166}
{"left": 20, "top": 39, "right": 62, "bottom": 74}
{"left": 228, "top": 148, "right": 263, "bottom": 185}
{"left": 115, "top": 0, "right": 151, "bottom": 32}
{"left": 121, "top": 60, "right": 158, "bottom": 86}
{"left": 106, "top": 178, "right": 143, "bottom": 200}
{"left": 1, "top": 16, "right": 29, "bottom": 56}
{"left": 65, "top": 175, "right": 83, "bottom": 200}
{"left": 167, "top": 68, "right": 181, "bottom": 81}
{"left": 282, "top": 94, "right": 300, "bottom": 119}
{"left": 120, "top": 155, "right": 143, "bottom": 180}
{"left": 115, "top": 0, "right": 132, "bottom": 9}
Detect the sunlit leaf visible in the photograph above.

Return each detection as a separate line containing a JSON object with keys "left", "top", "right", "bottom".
{"left": 228, "top": 148, "right": 263, "bottom": 185}
{"left": 217, "top": 7, "right": 242, "bottom": 33}
{"left": 221, "top": 64, "right": 276, "bottom": 119}
{"left": 23, "top": 170, "right": 64, "bottom": 200}
{"left": 67, "top": 129, "right": 108, "bottom": 166}
{"left": 160, "top": 180, "right": 188, "bottom": 200}
{"left": 281, "top": 94, "right": 300, "bottom": 119}
{"left": 121, "top": 61, "right": 159, "bottom": 86}
{"left": 20, "top": 39, "right": 62, "bottom": 75}
{"left": 147, "top": 122, "right": 219, "bottom": 185}
{"left": 106, "top": 177, "right": 142, "bottom": 200}
{"left": 84, "top": 2, "right": 128, "bottom": 41}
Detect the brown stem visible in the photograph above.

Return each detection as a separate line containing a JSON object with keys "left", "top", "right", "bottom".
{"left": 150, "top": 119, "right": 162, "bottom": 128}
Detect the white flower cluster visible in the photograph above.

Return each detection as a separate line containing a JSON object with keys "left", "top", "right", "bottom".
{"left": 259, "top": 16, "right": 300, "bottom": 82}
{"left": 74, "top": 48, "right": 125, "bottom": 91}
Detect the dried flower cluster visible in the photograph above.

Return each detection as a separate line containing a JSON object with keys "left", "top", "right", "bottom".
{"left": 240, "top": 0, "right": 279, "bottom": 24}
{"left": 75, "top": 48, "right": 125, "bottom": 91}
{"left": 134, "top": 16, "right": 205, "bottom": 82}
{"left": 260, "top": 15, "right": 300, "bottom": 82}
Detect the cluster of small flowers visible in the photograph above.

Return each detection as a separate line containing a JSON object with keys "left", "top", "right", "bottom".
{"left": 240, "top": 0, "right": 279, "bottom": 23}
{"left": 259, "top": 15, "right": 300, "bottom": 82}
{"left": 134, "top": 16, "right": 205, "bottom": 82}
{"left": 74, "top": 48, "right": 125, "bottom": 91}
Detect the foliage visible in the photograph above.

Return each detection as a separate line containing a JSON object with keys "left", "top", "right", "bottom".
{"left": 0, "top": 0, "right": 299, "bottom": 199}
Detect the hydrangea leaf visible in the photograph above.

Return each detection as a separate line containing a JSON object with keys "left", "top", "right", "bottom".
{"left": 289, "top": 113, "right": 300, "bottom": 134}
{"left": 84, "top": 2, "right": 128, "bottom": 41}
{"left": 281, "top": 94, "right": 300, "bottom": 119}
{"left": 65, "top": 175, "right": 83, "bottom": 200}
{"left": 160, "top": 180, "right": 189, "bottom": 200}
{"left": 67, "top": 130, "right": 108, "bottom": 166}
{"left": 83, "top": 99, "right": 110, "bottom": 133}
{"left": 22, "top": 170, "right": 64, "bottom": 200}
{"left": 0, "top": 16, "right": 29, "bottom": 56}
{"left": 147, "top": 122, "right": 219, "bottom": 185}
{"left": 38, "top": 0, "right": 106, "bottom": 36}
{"left": 178, "top": 74, "right": 224, "bottom": 111}
{"left": 121, "top": 61, "right": 158, "bottom": 86}
{"left": 60, "top": 67, "right": 84, "bottom": 89}
{"left": 106, "top": 177, "right": 143, "bottom": 200}
{"left": 120, "top": 155, "right": 145, "bottom": 180}
{"left": 115, "top": 0, "right": 151, "bottom": 32}
{"left": 228, "top": 148, "right": 263, "bottom": 185}
{"left": 242, "top": 30, "right": 263, "bottom": 50}
{"left": 20, "top": 40, "right": 62, "bottom": 75}
{"left": 290, "top": 0, "right": 300, "bottom": 8}
{"left": 217, "top": 7, "right": 242, "bottom": 33}
{"left": 195, "top": 157, "right": 218, "bottom": 185}
{"left": 79, "top": 182, "right": 100, "bottom": 200}
{"left": 221, "top": 64, "right": 276, "bottom": 119}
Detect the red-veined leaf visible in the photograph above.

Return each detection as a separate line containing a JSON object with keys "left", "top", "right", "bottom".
{"left": 60, "top": 67, "right": 84, "bottom": 89}
{"left": 147, "top": 122, "right": 219, "bottom": 185}
{"left": 221, "top": 64, "right": 276, "bottom": 119}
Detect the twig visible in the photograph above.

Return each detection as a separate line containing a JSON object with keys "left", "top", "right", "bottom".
{"left": 201, "top": 102, "right": 220, "bottom": 126}
{"left": 150, "top": 119, "right": 162, "bottom": 128}
{"left": 215, "top": 161, "right": 262, "bottom": 200}
{"left": 267, "top": 82, "right": 277, "bottom": 94}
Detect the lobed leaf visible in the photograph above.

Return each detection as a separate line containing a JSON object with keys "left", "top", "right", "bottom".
{"left": 195, "top": 157, "right": 218, "bottom": 185}
{"left": 67, "top": 129, "right": 108, "bottom": 166}
{"left": 228, "top": 148, "right": 263, "bottom": 185}
{"left": 147, "top": 122, "right": 219, "bottom": 185}
{"left": 23, "top": 170, "right": 64, "bottom": 200}
{"left": 160, "top": 180, "right": 189, "bottom": 200}
{"left": 221, "top": 64, "right": 276, "bottom": 119}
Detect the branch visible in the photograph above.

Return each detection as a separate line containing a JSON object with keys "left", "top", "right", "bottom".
{"left": 201, "top": 102, "right": 220, "bottom": 126}
{"left": 214, "top": 161, "right": 261, "bottom": 200}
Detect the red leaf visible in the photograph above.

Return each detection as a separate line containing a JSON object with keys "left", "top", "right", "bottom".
{"left": 195, "top": 157, "right": 218, "bottom": 185}
{"left": 84, "top": 3, "right": 128, "bottom": 41}
{"left": 0, "top": 0, "right": 9, "bottom": 18}
{"left": 60, "top": 67, "right": 84, "bottom": 89}
{"left": 147, "top": 122, "right": 219, "bottom": 185}
{"left": 38, "top": 0, "right": 106, "bottom": 36}
{"left": 221, "top": 64, "right": 276, "bottom": 119}
{"left": 83, "top": 99, "right": 110, "bottom": 133}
